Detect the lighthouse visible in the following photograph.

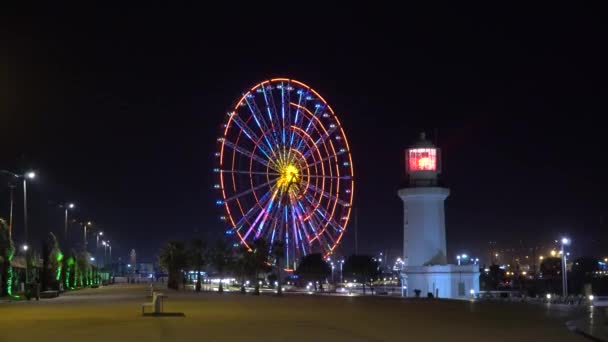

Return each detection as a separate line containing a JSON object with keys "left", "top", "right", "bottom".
{"left": 399, "top": 133, "right": 479, "bottom": 298}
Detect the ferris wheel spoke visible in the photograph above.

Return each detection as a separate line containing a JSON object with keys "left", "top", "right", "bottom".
{"left": 301, "top": 193, "right": 345, "bottom": 232}
{"left": 224, "top": 178, "right": 278, "bottom": 203}
{"left": 303, "top": 182, "right": 351, "bottom": 207}
{"left": 261, "top": 85, "right": 282, "bottom": 134}
{"left": 222, "top": 139, "right": 277, "bottom": 170}
{"left": 304, "top": 149, "right": 346, "bottom": 169}
{"left": 244, "top": 95, "right": 281, "bottom": 151}
{"left": 291, "top": 195, "right": 312, "bottom": 244}
{"left": 242, "top": 186, "right": 279, "bottom": 241}
{"left": 233, "top": 191, "right": 272, "bottom": 230}
{"left": 288, "top": 89, "right": 307, "bottom": 151}
{"left": 302, "top": 126, "right": 338, "bottom": 159}
{"left": 280, "top": 82, "right": 291, "bottom": 147}
{"left": 230, "top": 112, "right": 276, "bottom": 158}
{"left": 221, "top": 169, "right": 280, "bottom": 176}
{"left": 305, "top": 174, "right": 352, "bottom": 180}
{"left": 253, "top": 187, "right": 282, "bottom": 240}
{"left": 289, "top": 102, "right": 327, "bottom": 154}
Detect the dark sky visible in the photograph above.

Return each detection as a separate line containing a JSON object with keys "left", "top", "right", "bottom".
{"left": 1, "top": 4, "right": 607, "bottom": 262}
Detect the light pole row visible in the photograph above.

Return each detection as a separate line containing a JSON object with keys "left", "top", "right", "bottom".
{"left": 2, "top": 169, "right": 116, "bottom": 276}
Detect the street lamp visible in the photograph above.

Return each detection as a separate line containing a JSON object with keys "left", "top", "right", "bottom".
{"left": 96, "top": 231, "right": 103, "bottom": 266}
{"left": 560, "top": 237, "right": 570, "bottom": 297}
{"left": 7, "top": 183, "right": 15, "bottom": 238}
{"left": 21, "top": 244, "right": 29, "bottom": 252}
{"left": 61, "top": 202, "right": 75, "bottom": 244}
{"left": 1, "top": 170, "right": 35, "bottom": 243}
{"left": 457, "top": 254, "right": 468, "bottom": 265}
{"left": 82, "top": 221, "right": 92, "bottom": 251}
{"left": 102, "top": 240, "right": 108, "bottom": 267}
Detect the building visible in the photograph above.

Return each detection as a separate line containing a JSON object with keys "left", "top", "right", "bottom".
{"left": 399, "top": 133, "right": 479, "bottom": 298}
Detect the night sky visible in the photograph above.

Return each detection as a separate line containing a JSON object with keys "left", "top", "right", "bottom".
{"left": 2, "top": 4, "right": 607, "bottom": 262}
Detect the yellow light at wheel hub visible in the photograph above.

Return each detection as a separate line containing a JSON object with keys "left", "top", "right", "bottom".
{"left": 278, "top": 163, "right": 300, "bottom": 192}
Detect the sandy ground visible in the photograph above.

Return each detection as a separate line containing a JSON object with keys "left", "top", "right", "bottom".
{"left": 0, "top": 284, "right": 587, "bottom": 342}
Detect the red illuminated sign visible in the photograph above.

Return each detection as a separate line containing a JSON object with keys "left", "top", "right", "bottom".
{"left": 407, "top": 148, "right": 437, "bottom": 171}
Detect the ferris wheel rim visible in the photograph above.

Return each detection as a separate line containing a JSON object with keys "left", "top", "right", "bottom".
{"left": 217, "top": 78, "right": 354, "bottom": 260}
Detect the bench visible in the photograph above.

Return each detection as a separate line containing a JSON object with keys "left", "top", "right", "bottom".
{"left": 142, "top": 292, "right": 167, "bottom": 315}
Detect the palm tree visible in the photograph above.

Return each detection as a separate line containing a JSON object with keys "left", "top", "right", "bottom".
{"left": 211, "top": 239, "right": 232, "bottom": 293}
{"left": 251, "top": 238, "right": 270, "bottom": 295}
{"left": 188, "top": 239, "right": 207, "bottom": 292}
{"left": 0, "top": 219, "right": 15, "bottom": 296}
{"left": 270, "top": 241, "right": 285, "bottom": 295}
{"left": 41, "top": 232, "right": 62, "bottom": 291}
{"left": 234, "top": 244, "right": 254, "bottom": 294}
{"left": 159, "top": 241, "right": 187, "bottom": 290}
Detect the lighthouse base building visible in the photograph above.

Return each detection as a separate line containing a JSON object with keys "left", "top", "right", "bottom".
{"left": 399, "top": 134, "right": 479, "bottom": 299}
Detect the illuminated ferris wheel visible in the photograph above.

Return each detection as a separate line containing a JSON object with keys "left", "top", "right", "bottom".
{"left": 215, "top": 78, "right": 354, "bottom": 270}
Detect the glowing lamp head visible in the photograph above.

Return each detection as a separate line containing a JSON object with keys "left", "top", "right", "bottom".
{"left": 26, "top": 171, "right": 36, "bottom": 179}
{"left": 561, "top": 237, "right": 570, "bottom": 245}
{"left": 406, "top": 133, "right": 440, "bottom": 186}
{"left": 68, "top": 203, "right": 75, "bottom": 209}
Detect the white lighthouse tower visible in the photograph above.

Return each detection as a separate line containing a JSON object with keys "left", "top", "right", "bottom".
{"left": 399, "top": 133, "right": 479, "bottom": 298}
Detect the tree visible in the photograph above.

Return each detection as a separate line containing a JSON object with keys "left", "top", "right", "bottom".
{"left": 159, "top": 241, "right": 187, "bottom": 290}
{"left": 540, "top": 257, "right": 562, "bottom": 278}
{"left": 480, "top": 264, "right": 505, "bottom": 291}
{"left": 76, "top": 252, "right": 91, "bottom": 287}
{"left": 188, "top": 239, "right": 207, "bottom": 292}
{"left": 296, "top": 253, "right": 331, "bottom": 292}
{"left": 63, "top": 249, "right": 77, "bottom": 289}
{"left": 233, "top": 244, "right": 255, "bottom": 294}
{"left": 570, "top": 257, "right": 599, "bottom": 293}
{"left": 250, "top": 239, "right": 270, "bottom": 295}
{"left": 0, "top": 219, "right": 15, "bottom": 296}
{"left": 342, "top": 255, "right": 380, "bottom": 295}
{"left": 270, "top": 241, "right": 285, "bottom": 295}
{"left": 41, "top": 232, "right": 62, "bottom": 291}
{"left": 211, "top": 239, "right": 232, "bottom": 293}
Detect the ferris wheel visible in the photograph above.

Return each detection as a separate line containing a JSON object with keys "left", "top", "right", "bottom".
{"left": 215, "top": 78, "right": 354, "bottom": 270}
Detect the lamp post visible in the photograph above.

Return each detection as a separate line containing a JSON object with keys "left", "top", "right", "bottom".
{"left": 560, "top": 237, "right": 570, "bottom": 297}
{"left": 82, "top": 221, "right": 92, "bottom": 251}
{"left": 1, "top": 170, "right": 35, "bottom": 243}
{"left": 96, "top": 232, "right": 103, "bottom": 267}
{"left": 61, "top": 203, "right": 75, "bottom": 244}
{"left": 22, "top": 172, "right": 35, "bottom": 244}
{"left": 7, "top": 183, "right": 15, "bottom": 238}
{"left": 102, "top": 240, "right": 107, "bottom": 267}
{"left": 21, "top": 243, "right": 29, "bottom": 285}
{"left": 457, "top": 254, "right": 469, "bottom": 266}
